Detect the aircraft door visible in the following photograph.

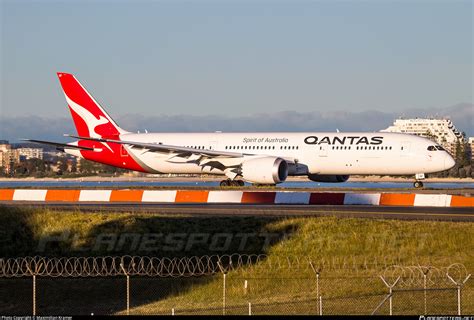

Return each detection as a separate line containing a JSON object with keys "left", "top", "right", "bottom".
{"left": 400, "top": 141, "right": 411, "bottom": 156}
{"left": 210, "top": 140, "right": 219, "bottom": 151}
{"left": 120, "top": 145, "right": 129, "bottom": 157}
{"left": 318, "top": 145, "right": 328, "bottom": 157}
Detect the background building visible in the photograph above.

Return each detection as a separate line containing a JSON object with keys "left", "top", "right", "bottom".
{"left": 0, "top": 141, "right": 44, "bottom": 175}
{"left": 17, "top": 148, "right": 44, "bottom": 160}
{"left": 0, "top": 141, "right": 20, "bottom": 174}
{"left": 381, "top": 118, "right": 466, "bottom": 157}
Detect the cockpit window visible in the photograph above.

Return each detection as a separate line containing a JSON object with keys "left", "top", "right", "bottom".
{"left": 427, "top": 145, "right": 445, "bottom": 151}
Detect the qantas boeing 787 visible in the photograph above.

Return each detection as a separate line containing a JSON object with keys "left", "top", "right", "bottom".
{"left": 27, "top": 72, "right": 455, "bottom": 188}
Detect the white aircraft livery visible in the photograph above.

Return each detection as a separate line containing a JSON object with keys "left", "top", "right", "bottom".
{"left": 27, "top": 72, "right": 456, "bottom": 188}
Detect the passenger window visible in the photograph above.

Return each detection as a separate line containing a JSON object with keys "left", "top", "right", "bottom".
{"left": 435, "top": 146, "right": 444, "bottom": 151}
{"left": 427, "top": 146, "right": 436, "bottom": 151}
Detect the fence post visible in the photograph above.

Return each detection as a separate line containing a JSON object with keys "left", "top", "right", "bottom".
{"left": 248, "top": 302, "right": 251, "bottom": 316}
{"left": 317, "top": 273, "right": 321, "bottom": 315}
{"left": 309, "top": 261, "right": 322, "bottom": 315}
{"left": 223, "top": 272, "right": 227, "bottom": 315}
{"left": 422, "top": 268, "right": 430, "bottom": 315}
{"left": 446, "top": 273, "right": 471, "bottom": 315}
{"left": 218, "top": 260, "right": 230, "bottom": 316}
{"left": 171, "top": 308, "right": 175, "bottom": 315}
{"left": 32, "top": 274, "right": 36, "bottom": 316}
{"left": 319, "top": 295, "right": 322, "bottom": 316}
{"left": 379, "top": 275, "right": 400, "bottom": 316}
{"left": 27, "top": 260, "right": 41, "bottom": 316}
{"left": 120, "top": 263, "right": 130, "bottom": 316}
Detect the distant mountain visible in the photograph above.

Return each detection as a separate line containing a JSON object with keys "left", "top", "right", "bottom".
{"left": 0, "top": 103, "right": 472, "bottom": 143}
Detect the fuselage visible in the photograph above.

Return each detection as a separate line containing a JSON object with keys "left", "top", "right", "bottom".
{"left": 68, "top": 131, "right": 455, "bottom": 177}
{"left": 48, "top": 72, "right": 456, "bottom": 184}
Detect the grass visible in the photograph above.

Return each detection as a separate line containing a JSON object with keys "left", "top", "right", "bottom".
{"left": 0, "top": 206, "right": 472, "bottom": 315}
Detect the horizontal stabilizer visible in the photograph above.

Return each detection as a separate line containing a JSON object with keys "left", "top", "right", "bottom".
{"left": 22, "top": 139, "right": 96, "bottom": 151}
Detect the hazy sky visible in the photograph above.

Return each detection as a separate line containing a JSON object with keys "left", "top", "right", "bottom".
{"left": 1, "top": 0, "right": 472, "bottom": 119}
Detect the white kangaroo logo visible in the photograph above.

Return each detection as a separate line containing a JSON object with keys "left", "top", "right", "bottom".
{"left": 65, "top": 93, "right": 114, "bottom": 153}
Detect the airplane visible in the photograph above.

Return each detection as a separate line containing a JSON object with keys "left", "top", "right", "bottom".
{"left": 26, "top": 72, "right": 456, "bottom": 188}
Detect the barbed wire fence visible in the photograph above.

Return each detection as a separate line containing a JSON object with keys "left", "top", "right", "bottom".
{"left": 0, "top": 255, "right": 471, "bottom": 315}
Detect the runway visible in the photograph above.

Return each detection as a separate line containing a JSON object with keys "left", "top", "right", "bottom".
{"left": 2, "top": 202, "right": 473, "bottom": 222}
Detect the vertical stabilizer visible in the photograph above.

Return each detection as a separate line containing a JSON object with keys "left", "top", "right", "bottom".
{"left": 57, "top": 72, "right": 127, "bottom": 138}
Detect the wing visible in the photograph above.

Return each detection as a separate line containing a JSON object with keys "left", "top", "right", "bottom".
{"left": 65, "top": 134, "right": 244, "bottom": 158}
{"left": 65, "top": 134, "right": 250, "bottom": 179}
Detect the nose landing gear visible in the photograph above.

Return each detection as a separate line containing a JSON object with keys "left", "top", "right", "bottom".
{"left": 413, "top": 173, "right": 425, "bottom": 188}
{"left": 413, "top": 180, "right": 424, "bottom": 188}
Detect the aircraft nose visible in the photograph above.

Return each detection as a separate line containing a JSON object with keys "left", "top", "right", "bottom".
{"left": 444, "top": 153, "right": 456, "bottom": 170}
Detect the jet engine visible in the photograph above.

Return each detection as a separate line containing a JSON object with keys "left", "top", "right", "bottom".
{"left": 241, "top": 157, "right": 288, "bottom": 184}
{"left": 307, "top": 174, "right": 349, "bottom": 183}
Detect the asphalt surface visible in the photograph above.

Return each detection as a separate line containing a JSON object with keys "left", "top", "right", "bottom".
{"left": 2, "top": 202, "right": 472, "bottom": 222}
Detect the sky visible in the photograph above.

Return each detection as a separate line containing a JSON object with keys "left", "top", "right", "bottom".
{"left": 0, "top": 0, "right": 472, "bottom": 127}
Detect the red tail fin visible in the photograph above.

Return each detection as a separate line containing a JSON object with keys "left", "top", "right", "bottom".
{"left": 57, "top": 72, "right": 126, "bottom": 138}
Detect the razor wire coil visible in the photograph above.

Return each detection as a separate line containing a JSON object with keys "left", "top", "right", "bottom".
{"left": 0, "top": 255, "right": 469, "bottom": 286}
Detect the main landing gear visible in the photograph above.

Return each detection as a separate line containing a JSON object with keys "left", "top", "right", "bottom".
{"left": 220, "top": 179, "right": 245, "bottom": 187}
{"left": 413, "top": 173, "right": 425, "bottom": 188}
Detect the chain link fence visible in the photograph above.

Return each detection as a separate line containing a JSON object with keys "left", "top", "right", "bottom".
{"left": 0, "top": 255, "right": 471, "bottom": 315}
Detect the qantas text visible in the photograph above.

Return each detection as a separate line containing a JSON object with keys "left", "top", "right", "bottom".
{"left": 304, "top": 136, "right": 383, "bottom": 145}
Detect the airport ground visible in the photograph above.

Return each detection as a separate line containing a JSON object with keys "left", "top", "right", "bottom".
{"left": 2, "top": 203, "right": 473, "bottom": 222}
{"left": 0, "top": 181, "right": 472, "bottom": 314}
{"left": 0, "top": 205, "right": 473, "bottom": 314}
{"left": 0, "top": 175, "right": 473, "bottom": 183}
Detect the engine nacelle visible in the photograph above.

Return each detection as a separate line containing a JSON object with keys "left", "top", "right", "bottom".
{"left": 308, "top": 174, "right": 349, "bottom": 183}
{"left": 241, "top": 157, "right": 288, "bottom": 184}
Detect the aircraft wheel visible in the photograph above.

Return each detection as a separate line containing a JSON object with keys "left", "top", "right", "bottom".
{"left": 413, "top": 181, "right": 424, "bottom": 188}
{"left": 220, "top": 180, "right": 230, "bottom": 187}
